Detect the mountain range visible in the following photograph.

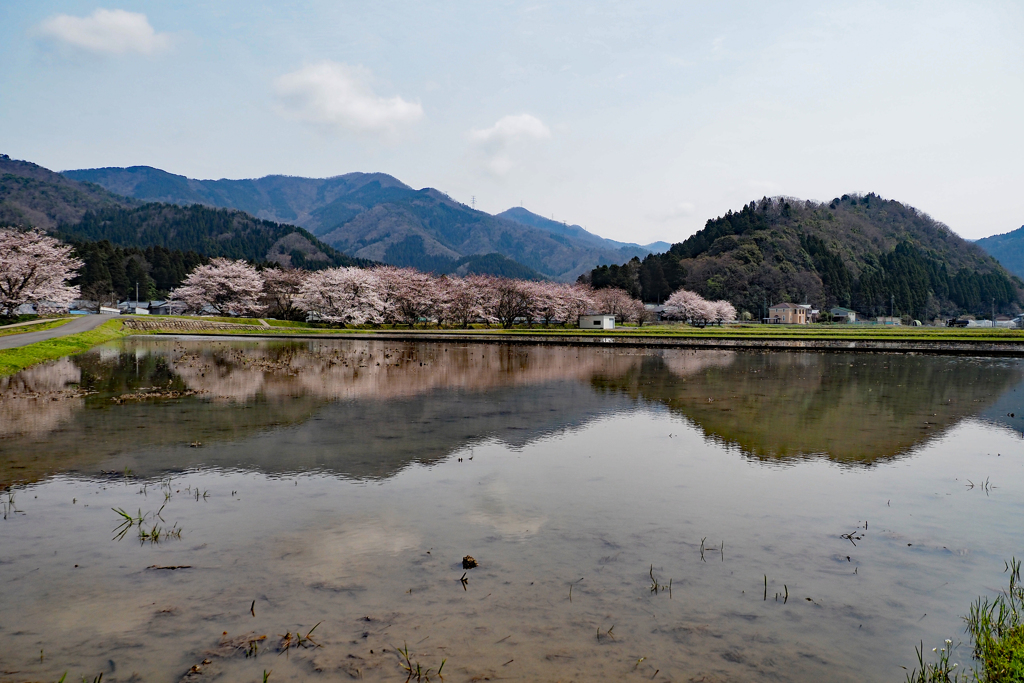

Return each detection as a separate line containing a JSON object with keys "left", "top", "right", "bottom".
{"left": 63, "top": 165, "right": 665, "bottom": 280}
{"left": 975, "top": 226, "right": 1024, "bottom": 280}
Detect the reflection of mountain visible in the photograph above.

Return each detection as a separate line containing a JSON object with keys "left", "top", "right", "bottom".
{"left": 592, "top": 353, "right": 1024, "bottom": 461}
{"left": 2, "top": 341, "right": 1021, "bottom": 486}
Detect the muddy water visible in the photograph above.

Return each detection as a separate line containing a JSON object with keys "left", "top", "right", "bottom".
{"left": 1, "top": 338, "right": 1023, "bottom": 682}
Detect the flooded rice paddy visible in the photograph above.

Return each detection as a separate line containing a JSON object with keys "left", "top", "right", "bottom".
{"left": 1, "top": 338, "right": 1023, "bottom": 682}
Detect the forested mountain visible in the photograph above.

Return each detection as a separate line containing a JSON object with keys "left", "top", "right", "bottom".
{"left": 56, "top": 204, "right": 365, "bottom": 270}
{"left": 70, "top": 240, "right": 208, "bottom": 301}
{"left": 586, "top": 194, "right": 1022, "bottom": 320}
{"left": 496, "top": 207, "right": 670, "bottom": 255}
{"left": 975, "top": 226, "right": 1024, "bottom": 280}
{"left": 0, "top": 156, "right": 135, "bottom": 230}
{"left": 63, "top": 165, "right": 662, "bottom": 280}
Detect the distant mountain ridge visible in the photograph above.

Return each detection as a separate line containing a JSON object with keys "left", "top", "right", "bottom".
{"left": 975, "top": 226, "right": 1024, "bottom": 280}
{"left": 64, "top": 165, "right": 411, "bottom": 233}
{"left": 496, "top": 207, "right": 670, "bottom": 254}
{"left": 1, "top": 157, "right": 360, "bottom": 269}
{"left": 63, "top": 165, "right": 665, "bottom": 280}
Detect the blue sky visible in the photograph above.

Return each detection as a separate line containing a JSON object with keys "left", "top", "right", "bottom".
{"left": 1, "top": 1, "right": 1022, "bottom": 243}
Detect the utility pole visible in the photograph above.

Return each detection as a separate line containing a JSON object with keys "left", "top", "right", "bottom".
{"left": 890, "top": 294, "right": 894, "bottom": 319}
{"left": 992, "top": 298, "right": 996, "bottom": 322}
{"left": 136, "top": 282, "right": 139, "bottom": 306}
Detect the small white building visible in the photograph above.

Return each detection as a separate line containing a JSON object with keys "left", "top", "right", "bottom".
{"left": 580, "top": 314, "right": 615, "bottom": 330}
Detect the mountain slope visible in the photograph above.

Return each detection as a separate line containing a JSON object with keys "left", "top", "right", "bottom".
{"left": 588, "top": 193, "right": 1021, "bottom": 319}
{"left": 57, "top": 203, "right": 365, "bottom": 269}
{"left": 1, "top": 156, "right": 136, "bottom": 230}
{"left": 975, "top": 226, "right": 1024, "bottom": 280}
{"left": 63, "top": 165, "right": 654, "bottom": 280}
{"left": 63, "top": 165, "right": 411, "bottom": 232}
{"left": 497, "top": 207, "right": 669, "bottom": 254}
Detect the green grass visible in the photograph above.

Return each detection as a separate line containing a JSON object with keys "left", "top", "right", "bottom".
{"left": 965, "top": 559, "right": 1024, "bottom": 682}
{"left": 0, "top": 318, "right": 71, "bottom": 338}
{"left": 910, "top": 559, "right": 1024, "bottom": 682}
{"left": 0, "top": 318, "right": 127, "bottom": 377}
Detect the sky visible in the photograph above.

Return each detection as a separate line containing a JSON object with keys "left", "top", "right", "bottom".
{"left": 1, "top": 1, "right": 1022, "bottom": 244}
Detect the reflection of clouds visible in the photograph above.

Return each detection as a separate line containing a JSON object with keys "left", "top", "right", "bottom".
{"left": 466, "top": 479, "right": 546, "bottom": 540}
{"left": 0, "top": 359, "right": 83, "bottom": 437}
{"left": 276, "top": 517, "right": 420, "bottom": 589}
{"left": 154, "top": 341, "right": 641, "bottom": 404}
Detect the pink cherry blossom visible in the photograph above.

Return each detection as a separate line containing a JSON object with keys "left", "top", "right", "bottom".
{"left": 0, "top": 228, "right": 83, "bottom": 316}
{"left": 170, "top": 258, "right": 264, "bottom": 316}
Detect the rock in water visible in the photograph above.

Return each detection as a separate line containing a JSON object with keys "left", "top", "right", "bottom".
{"left": 462, "top": 555, "right": 478, "bottom": 569}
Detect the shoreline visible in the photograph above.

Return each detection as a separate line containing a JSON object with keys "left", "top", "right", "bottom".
{"left": 131, "top": 329, "right": 1024, "bottom": 356}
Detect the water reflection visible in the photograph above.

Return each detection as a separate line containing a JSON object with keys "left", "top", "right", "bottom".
{"left": 1, "top": 339, "right": 1022, "bottom": 487}
{"left": 3, "top": 340, "right": 1024, "bottom": 682}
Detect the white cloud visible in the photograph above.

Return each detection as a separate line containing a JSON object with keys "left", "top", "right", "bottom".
{"left": 38, "top": 9, "right": 171, "bottom": 55}
{"left": 470, "top": 114, "right": 551, "bottom": 144}
{"left": 273, "top": 61, "right": 423, "bottom": 134}
{"left": 469, "top": 114, "right": 551, "bottom": 176}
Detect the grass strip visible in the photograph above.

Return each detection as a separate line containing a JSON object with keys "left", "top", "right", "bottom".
{"left": 0, "top": 318, "right": 128, "bottom": 377}
{"left": 0, "top": 318, "right": 72, "bottom": 338}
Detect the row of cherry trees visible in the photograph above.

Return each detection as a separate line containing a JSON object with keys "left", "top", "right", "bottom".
{"left": 0, "top": 230, "right": 737, "bottom": 328}
{"left": 170, "top": 259, "right": 658, "bottom": 327}
{"left": 663, "top": 288, "right": 737, "bottom": 327}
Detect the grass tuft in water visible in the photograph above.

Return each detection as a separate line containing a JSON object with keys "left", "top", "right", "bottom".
{"left": 965, "top": 558, "right": 1024, "bottom": 682}
{"left": 904, "top": 639, "right": 962, "bottom": 682}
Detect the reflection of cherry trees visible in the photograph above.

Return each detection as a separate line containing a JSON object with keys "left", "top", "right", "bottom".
{"left": 0, "top": 358, "right": 83, "bottom": 437}
{"left": 0, "top": 228, "right": 82, "bottom": 316}
{"left": 155, "top": 340, "right": 645, "bottom": 403}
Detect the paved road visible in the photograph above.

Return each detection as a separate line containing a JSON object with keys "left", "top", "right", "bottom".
{"left": 0, "top": 314, "right": 117, "bottom": 351}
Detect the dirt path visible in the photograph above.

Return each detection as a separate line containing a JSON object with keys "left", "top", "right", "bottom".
{"left": 0, "top": 314, "right": 117, "bottom": 351}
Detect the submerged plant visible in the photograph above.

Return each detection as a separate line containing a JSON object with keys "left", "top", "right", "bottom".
{"left": 395, "top": 642, "right": 445, "bottom": 681}
{"left": 279, "top": 622, "right": 322, "bottom": 655}
{"left": 2, "top": 491, "right": 20, "bottom": 519}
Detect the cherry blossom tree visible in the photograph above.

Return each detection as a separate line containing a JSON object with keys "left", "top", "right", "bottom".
{"left": 623, "top": 297, "right": 653, "bottom": 326}
{"left": 664, "top": 288, "right": 716, "bottom": 327}
{"left": 489, "top": 278, "right": 535, "bottom": 328}
{"left": 298, "top": 267, "right": 384, "bottom": 325}
{"left": 170, "top": 258, "right": 265, "bottom": 316}
{"left": 0, "top": 228, "right": 83, "bottom": 317}
{"left": 710, "top": 300, "right": 737, "bottom": 325}
{"left": 561, "top": 283, "right": 595, "bottom": 327}
{"left": 436, "top": 276, "right": 485, "bottom": 328}
{"left": 387, "top": 267, "right": 439, "bottom": 326}
{"left": 593, "top": 288, "right": 636, "bottom": 320}
{"left": 261, "top": 268, "right": 309, "bottom": 320}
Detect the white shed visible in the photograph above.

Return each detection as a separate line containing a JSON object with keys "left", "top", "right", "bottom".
{"left": 579, "top": 314, "right": 615, "bottom": 330}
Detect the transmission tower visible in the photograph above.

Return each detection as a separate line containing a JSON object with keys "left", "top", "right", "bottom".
{"left": 471, "top": 196, "right": 476, "bottom": 210}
